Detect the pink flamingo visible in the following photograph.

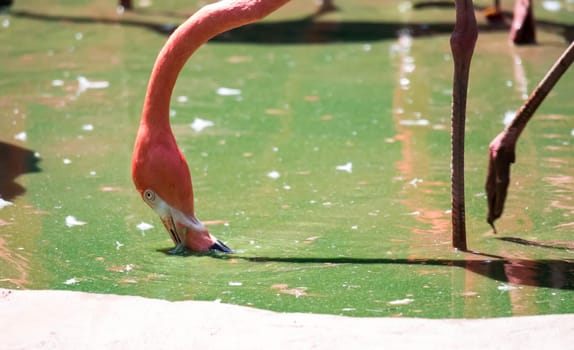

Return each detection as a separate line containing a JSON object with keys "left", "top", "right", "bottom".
{"left": 131, "top": 0, "right": 289, "bottom": 254}
{"left": 131, "top": 0, "right": 478, "bottom": 253}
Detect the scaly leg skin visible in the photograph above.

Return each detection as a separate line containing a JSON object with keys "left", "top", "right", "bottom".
{"left": 486, "top": 131, "right": 516, "bottom": 232}
{"left": 486, "top": 41, "right": 574, "bottom": 229}
{"left": 450, "top": 0, "right": 478, "bottom": 251}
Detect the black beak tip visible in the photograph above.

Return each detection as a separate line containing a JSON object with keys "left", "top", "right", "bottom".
{"left": 209, "top": 240, "right": 234, "bottom": 254}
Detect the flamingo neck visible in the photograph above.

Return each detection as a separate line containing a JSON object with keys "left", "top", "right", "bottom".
{"left": 141, "top": 0, "right": 290, "bottom": 128}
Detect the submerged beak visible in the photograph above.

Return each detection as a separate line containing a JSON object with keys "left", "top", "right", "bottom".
{"left": 209, "top": 239, "right": 234, "bottom": 254}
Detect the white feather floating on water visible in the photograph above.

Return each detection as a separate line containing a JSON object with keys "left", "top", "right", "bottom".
{"left": 77, "top": 76, "right": 110, "bottom": 95}
{"left": 64, "top": 278, "right": 79, "bottom": 285}
{"left": 497, "top": 283, "right": 519, "bottom": 292}
{"left": 136, "top": 222, "right": 153, "bottom": 231}
{"left": 216, "top": 87, "right": 241, "bottom": 96}
{"left": 336, "top": 162, "right": 353, "bottom": 173}
{"left": 14, "top": 131, "right": 27, "bottom": 141}
{"left": 0, "top": 198, "right": 14, "bottom": 210}
{"left": 65, "top": 215, "right": 86, "bottom": 227}
{"left": 267, "top": 170, "right": 280, "bottom": 179}
{"left": 190, "top": 118, "right": 214, "bottom": 132}
{"left": 388, "top": 298, "right": 414, "bottom": 305}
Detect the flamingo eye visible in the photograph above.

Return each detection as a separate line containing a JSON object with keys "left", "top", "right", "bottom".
{"left": 143, "top": 189, "right": 156, "bottom": 202}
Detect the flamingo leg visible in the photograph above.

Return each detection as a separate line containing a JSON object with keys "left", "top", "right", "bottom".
{"left": 450, "top": 0, "right": 478, "bottom": 251}
{"left": 486, "top": 41, "right": 574, "bottom": 229}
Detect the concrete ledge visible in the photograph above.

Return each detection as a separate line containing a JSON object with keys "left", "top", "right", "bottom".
{"left": 1, "top": 288, "right": 572, "bottom": 349}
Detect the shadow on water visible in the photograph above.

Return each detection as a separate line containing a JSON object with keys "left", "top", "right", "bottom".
{"left": 8, "top": 10, "right": 178, "bottom": 35}
{"left": 211, "top": 18, "right": 472, "bottom": 44}
{"left": 498, "top": 237, "right": 574, "bottom": 252}
{"left": 159, "top": 246, "right": 574, "bottom": 291}
{"left": 0, "top": 141, "right": 41, "bottom": 201}
{"left": 8, "top": 7, "right": 573, "bottom": 44}
{"left": 207, "top": 254, "right": 573, "bottom": 291}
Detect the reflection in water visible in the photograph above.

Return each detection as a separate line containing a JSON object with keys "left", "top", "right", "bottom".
{"left": 0, "top": 237, "right": 29, "bottom": 288}
{"left": 390, "top": 30, "right": 450, "bottom": 240}
{"left": 0, "top": 142, "right": 39, "bottom": 288}
{"left": 387, "top": 27, "right": 574, "bottom": 316}
{"left": 1, "top": 1, "right": 572, "bottom": 318}
{"left": 510, "top": 48, "right": 529, "bottom": 100}
{"left": 0, "top": 141, "right": 41, "bottom": 200}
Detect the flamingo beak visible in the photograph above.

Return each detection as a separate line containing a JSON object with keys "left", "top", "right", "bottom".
{"left": 142, "top": 189, "right": 233, "bottom": 254}
{"left": 159, "top": 215, "right": 184, "bottom": 247}
{"left": 142, "top": 189, "right": 185, "bottom": 248}
{"left": 210, "top": 240, "right": 234, "bottom": 254}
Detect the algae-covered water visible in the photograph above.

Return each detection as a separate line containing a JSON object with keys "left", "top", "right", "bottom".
{"left": 1, "top": 0, "right": 573, "bottom": 318}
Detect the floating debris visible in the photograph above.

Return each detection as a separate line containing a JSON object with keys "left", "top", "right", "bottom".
{"left": 497, "top": 283, "right": 519, "bottom": 292}
{"left": 64, "top": 278, "right": 79, "bottom": 285}
{"left": 542, "top": 0, "right": 561, "bottom": 11}
{"left": 228, "top": 281, "right": 243, "bottom": 286}
{"left": 63, "top": 158, "right": 72, "bottom": 165}
{"left": 82, "top": 124, "right": 94, "bottom": 131}
{"left": 115, "top": 241, "right": 124, "bottom": 250}
{"left": 51, "top": 79, "right": 64, "bottom": 87}
{"left": 216, "top": 87, "right": 241, "bottom": 96}
{"left": 388, "top": 298, "right": 414, "bottom": 305}
{"left": 408, "top": 178, "right": 423, "bottom": 187}
{"left": 190, "top": 117, "right": 214, "bottom": 132}
{"left": 267, "top": 170, "right": 280, "bottom": 179}
{"left": 226, "top": 55, "right": 251, "bottom": 63}
{"left": 65, "top": 215, "right": 86, "bottom": 227}
{"left": 271, "top": 284, "right": 314, "bottom": 298}
{"left": 336, "top": 162, "right": 353, "bottom": 173}
{"left": 303, "top": 236, "right": 320, "bottom": 244}
{"left": 99, "top": 186, "right": 122, "bottom": 192}
{"left": 399, "top": 77, "right": 410, "bottom": 89}
{"left": 177, "top": 95, "right": 188, "bottom": 103}
{"left": 399, "top": 119, "right": 430, "bottom": 126}
{"left": 77, "top": 76, "right": 109, "bottom": 95}
{"left": 0, "top": 198, "right": 14, "bottom": 210}
{"left": 136, "top": 221, "right": 153, "bottom": 231}
{"left": 107, "top": 264, "right": 133, "bottom": 273}
{"left": 13, "top": 131, "right": 26, "bottom": 141}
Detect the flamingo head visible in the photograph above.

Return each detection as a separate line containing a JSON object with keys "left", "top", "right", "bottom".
{"left": 139, "top": 188, "right": 233, "bottom": 254}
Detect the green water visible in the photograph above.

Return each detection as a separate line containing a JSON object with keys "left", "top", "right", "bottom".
{"left": 1, "top": 0, "right": 572, "bottom": 318}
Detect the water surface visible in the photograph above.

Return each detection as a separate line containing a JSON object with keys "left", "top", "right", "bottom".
{"left": 1, "top": 0, "right": 573, "bottom": 318}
